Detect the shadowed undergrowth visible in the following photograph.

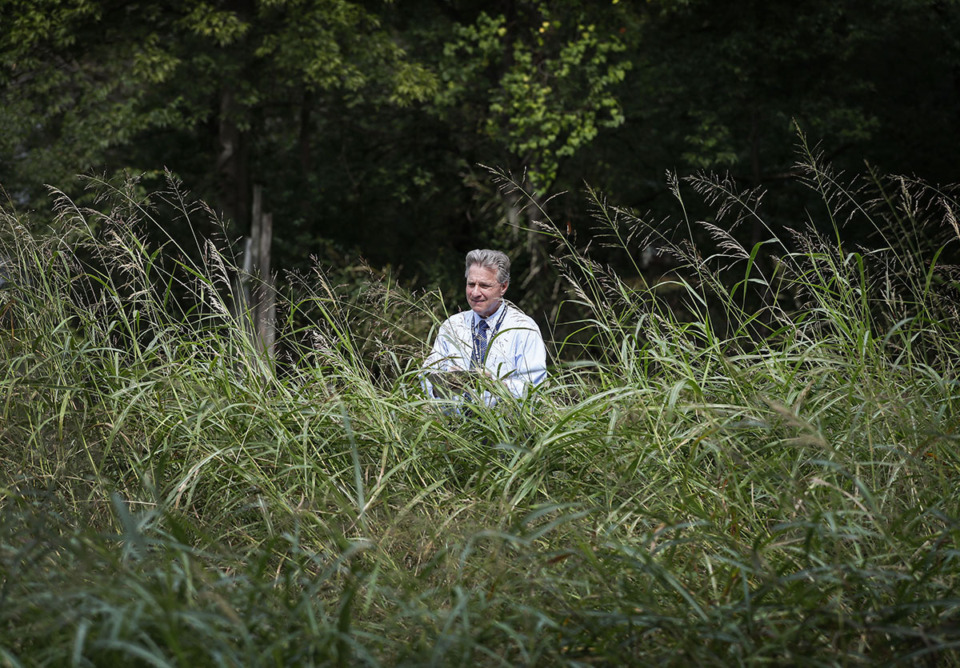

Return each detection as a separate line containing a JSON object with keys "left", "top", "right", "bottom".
{"left": 2, "top": 146, "right": 960, "bottom": 666}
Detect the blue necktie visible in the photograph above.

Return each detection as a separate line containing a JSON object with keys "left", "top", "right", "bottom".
{"left": 476, "top": 319, "right": 489, "bottom": 368}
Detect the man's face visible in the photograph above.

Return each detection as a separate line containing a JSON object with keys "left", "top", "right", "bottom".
{"left": 466, "top": 264, "right": 507, "bottom": 318}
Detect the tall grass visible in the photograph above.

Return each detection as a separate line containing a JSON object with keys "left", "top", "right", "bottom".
{"left": 2, "top": 144, "right": 960, "bottom": 666}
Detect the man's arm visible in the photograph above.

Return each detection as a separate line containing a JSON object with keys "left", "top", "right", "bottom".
{"left": 421, "top": 319, "right": 469, "bottom": 398}
{"left": 499, "top": 326, "right": 547, "bottom": 398}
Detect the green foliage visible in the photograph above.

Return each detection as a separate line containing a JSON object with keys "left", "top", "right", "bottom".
{"left": 435, "top": 4, "right": 630, "bottom": 189}
{"left": 3, "top": 149, "right": 960, "bottom": 664}
{"left": 5, "top": 0, "right": 960, "bottom": 300}
{"left": 636, "top": 0, "right": 951, "bottom": 179}
{"left": 0, "top": 0, "right": 438, "bottom": 215}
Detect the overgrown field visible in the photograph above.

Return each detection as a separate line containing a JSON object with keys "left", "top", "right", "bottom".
{"left": 2, "top": 152, "right": 960, "bottom": 666}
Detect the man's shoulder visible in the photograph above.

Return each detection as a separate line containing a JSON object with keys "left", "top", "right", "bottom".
{"left": 503, "top": 305, "right": 541, "bottom": 330}
{"left": 439, "top": 311, "right": 472, "bottom": 330}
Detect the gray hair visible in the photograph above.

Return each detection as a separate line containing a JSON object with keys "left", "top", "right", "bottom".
{"left": 465, "top": 249, "right": 510, "bottom": 284}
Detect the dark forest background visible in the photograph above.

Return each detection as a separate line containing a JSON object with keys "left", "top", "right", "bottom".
{"left": 4, "top": 0, "right": 960, "bottom": 319}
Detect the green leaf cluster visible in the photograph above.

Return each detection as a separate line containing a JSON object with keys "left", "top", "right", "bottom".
{"left": 436, "top": 5, "right": 630, "bottom": 189}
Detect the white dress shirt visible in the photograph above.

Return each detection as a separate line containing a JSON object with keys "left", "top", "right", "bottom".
{"left": 422, "top": 300, "right": 547, "bottom": 403}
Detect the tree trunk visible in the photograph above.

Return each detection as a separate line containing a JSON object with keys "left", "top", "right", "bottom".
{"left": 218, "top": 86, "right": 250, "bottom": 233}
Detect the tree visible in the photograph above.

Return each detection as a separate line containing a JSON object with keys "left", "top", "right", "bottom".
{"left": 0, "top": 0, "right": 177, "bottom": 207}
{"left": 5, "top": 0, "right": 960, "bottom": 302}
{"left": 0, "top": 0, "right": 437, "bottom": 238}
{"left": 605, "top": 0, "right": 960, "bottom": 201}
{"left": 384, "top": 0, "right": 636, "bottom": 311}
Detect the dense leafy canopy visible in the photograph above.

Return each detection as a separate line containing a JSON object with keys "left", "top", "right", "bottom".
{"left": 3, "top": 0, "right": 960, "bottom": 298}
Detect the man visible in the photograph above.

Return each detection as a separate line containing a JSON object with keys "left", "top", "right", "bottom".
{"left": 423, "top": 249, "right": 547, "bottom": 404}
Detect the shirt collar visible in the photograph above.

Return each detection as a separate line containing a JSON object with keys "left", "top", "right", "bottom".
{"left": 473, "top": 299, "right": 506, "bottom": 327}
